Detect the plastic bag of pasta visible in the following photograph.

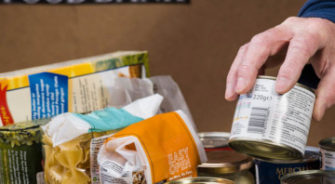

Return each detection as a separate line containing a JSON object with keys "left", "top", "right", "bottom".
{"left": 42, "top": 94, "right": 163, "bottom": 184}
{"left": 97, "top": 110, "right": 207, "bottom": 184}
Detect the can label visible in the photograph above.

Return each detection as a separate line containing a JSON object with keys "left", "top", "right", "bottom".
{"left": 230, "top": 77, "right": 315, "bottom": 154}
{"left": 321, "top": 149, "right": 335, "bottom": 170}
{"left": 0, "top": 142, "right": 43, "bottom": 184}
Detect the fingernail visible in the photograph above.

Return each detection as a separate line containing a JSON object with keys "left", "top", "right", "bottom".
{"left": 314, "top": 104, "right": 326, "bottom": 121}
{"left": 225, "top": 86, "right": 231, "bottom": 99}
{"left": 225, "top": 83, "right": 234, "bottom": 99}
{"left": 236, "top": 77, "right": 246, "bottom": 93}
{"left": 275, "top": 77, "right": 288, "bottom": 93}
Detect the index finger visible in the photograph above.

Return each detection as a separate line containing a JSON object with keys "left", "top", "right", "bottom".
{"left": 235, "top": 25, "right": 293, "bottom": 94}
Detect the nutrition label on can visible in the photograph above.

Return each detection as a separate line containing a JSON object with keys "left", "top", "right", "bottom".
{"left": 321, "top": 149, "right": 335, "bottom": 170}
{"left": 230, "top": 78, "right": 315, "bottom": 154}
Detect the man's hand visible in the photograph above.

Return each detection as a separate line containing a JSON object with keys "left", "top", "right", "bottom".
{"left": 225, "top": 17, "right": 335, "bottom": 121}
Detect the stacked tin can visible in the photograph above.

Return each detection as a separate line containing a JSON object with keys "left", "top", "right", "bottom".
{"left": 196, "top": 132, "right": 254, "bottom": 184}
{"left": 319, "top": 137, "right": 335, "bottom": 171}
{"left": 254, "top": 146, "right": 321, "bottom": 184}
{"left": 277, "top": 137, "right": 335, "bottom": 184}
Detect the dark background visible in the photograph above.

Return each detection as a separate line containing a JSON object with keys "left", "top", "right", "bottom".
{"left": 0, "top": 0, "right": 333, "bottom": 146}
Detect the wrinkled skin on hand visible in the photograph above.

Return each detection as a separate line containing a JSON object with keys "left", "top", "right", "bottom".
{"left": 225, "top": 17, "right": 335, "bottom": 121}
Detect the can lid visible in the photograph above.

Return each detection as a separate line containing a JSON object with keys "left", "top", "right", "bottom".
{"left": 229, "top": 139, "right": 303, "bottom": 160}
{"left": 0, "top": 120, "right": 47, "bottom": 146}
{"left": 165, "top": 177, "right": 234, "bottom": 184}
{"left": 280, "top": 170, "right": 335, "bottom": 184}
{"left": 198, "top": 150, "right": 253, "bottom": 174}
{"left": 0, "top": 122, "right": 41, "bottom": 137}
{"left": 198, "top": 132, "right": 230, "bottom": 148}
{"left": 319, "top": 137, "right": 335, "bottom": 151}
{"left": 258, "top": 75, "right": 315, "bottom": 94}
{"left": 257, "top": 75, "right": 277, "bottom": 80}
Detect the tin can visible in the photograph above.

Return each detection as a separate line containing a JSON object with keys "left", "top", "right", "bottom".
{"left": 165, "top": 177, "right": 234, "bottom": 184}
{"left": 280, "top": 170, "right": 335, "bottom": 184}
{"left": 198, "top": 150, "right": 254, "bottom": 184}
{"left": 255, "top": 146, "right": 321, "bottom": 184}
{"left": 0, "top": 121, "right": 46, "bottom": 184}
{"left": 319, "top": 137, "right": 335, "bottom": 170}
{"left": 229, "top": 76, "right": 315, "bottom": 160}
{"left": 198, "top": 132, "right": 231, "bottom": 151}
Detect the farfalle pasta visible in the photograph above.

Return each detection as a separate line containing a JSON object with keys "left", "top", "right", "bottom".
{"left": 43, "top": 131, "right": 116, "bottom": 184}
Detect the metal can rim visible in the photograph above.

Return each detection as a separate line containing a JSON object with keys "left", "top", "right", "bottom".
{"left": 319, "top": 137, "right": 335, "bottom": 151}
{"left": 254, "top": 146, "right": 320, "bottom": 163}
{"left": 258, "top": 75, "right": 315, "bottom": 94}
{"left": 228, "top": 138, "right": 303, "bottom": 160}
{"left": 0, "top": 124, "right": 40, "bottom": 132}
{"left": 280, "top": 170, "right": 335, "bottom": 183}
{"left": 198, "top": 155, "right": 253, "bottom": 174}
{"left": 199, "top": 132, "right": 230, "bottom": 149}
{"left": 198, "top": 132, "right": 231, "bottom": 138}
{"left": 164, "top": 177, "right": 234, "bottom": 184}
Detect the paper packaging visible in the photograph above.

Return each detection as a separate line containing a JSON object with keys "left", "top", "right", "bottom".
{"left": 0, "top": 51, "right": 149, "bottom": 126}
{"left": 42, "top": 94, "right": 163, "bottom": 184}
{"left": 97, "top": 110, "right": 207, "bottom": 184}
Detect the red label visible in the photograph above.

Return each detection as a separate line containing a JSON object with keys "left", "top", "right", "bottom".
{"left": 0, "top": 81, "right": 14, "bottom": 126}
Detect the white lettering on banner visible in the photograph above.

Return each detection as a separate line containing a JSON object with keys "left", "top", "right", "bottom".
{"left": 168, "top": 147, "right": 191, "bottom": 175}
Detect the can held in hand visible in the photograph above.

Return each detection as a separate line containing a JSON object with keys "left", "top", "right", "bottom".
{"left": 255, "top": 146, "right": 321, "bottom": 184}
{"left": 229, "top": 76, "right": 315, "bottom": 160}
{"left": 197, "top": 150, "right": 254, "bottom": 184}
{"left": 165, "top": 177, "right": 234, "bottom": 184}
{"left": 280, "top": 170, "right": 335, "bottom": 184}
{"left": 319, "top": 137, "right": 335, "bottom": 170}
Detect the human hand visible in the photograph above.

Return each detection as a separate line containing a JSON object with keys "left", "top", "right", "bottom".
{"left": 225, "top": 17, "right": 335, "bottom": 121}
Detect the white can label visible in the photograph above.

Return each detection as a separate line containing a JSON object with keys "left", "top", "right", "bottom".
{"left": 230, "top": 78, "right": 315, "bottom": 155}
{"left": 321, "top": 149, "right": 335, "bottom": 170}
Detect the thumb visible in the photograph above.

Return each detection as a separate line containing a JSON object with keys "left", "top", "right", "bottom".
{"left": 313, "top": 67, "right": 335, "bottom": 121}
